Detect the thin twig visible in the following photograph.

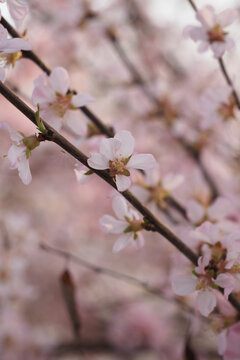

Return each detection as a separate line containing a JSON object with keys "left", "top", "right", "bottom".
{"left": 102, "top": 25, "right": 219, "bottom": 199}
{"left": 40, "top": 243, "right": 202, "bottom": 318}
{"left": 0, "top": 16, "right": 219, "bottom": 201}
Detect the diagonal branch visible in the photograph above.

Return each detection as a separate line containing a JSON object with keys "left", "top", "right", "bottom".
{"left": 0, "top": 16, "right": 219, "bottom": 201}
{"left": 1, "top": 81, "right": 240, "bottom": 313}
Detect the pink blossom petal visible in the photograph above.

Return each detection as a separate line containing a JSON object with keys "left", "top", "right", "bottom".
{"left": 115, "top": 174, "right": 131, "bottom": 192}
{"left": 74, "top": 166, "right": 89, "bottom": 184}
{"left": 49, "top": 67, "right": 69, "bottom": 95}
{"left": 215, "top": 273, "right": 235, "bottom": 299}
{"left": 72, "top": 93, "right": 95, "bottom": 107}
{"left": 208, "top": 197, "right": 232, "bottom": 221}
{"left": 197, "top": 41, "right": 209, "bottom": 53}
{"left": 186, "top": 200, "right": 205, "bottom": 223}
{"left": 87, "top": 153, "right": 109, "bottom": 170}
{"left": 0, "top": 122, "right": 23, "bottom": 142}
{"left": 197, "top": 5, "right": 216, "bottom": 30}
{"left": 7, "top": 0, "right": 29, "bottom": 21}
{"left": 211, "top": 42, "right": 226, "bottom": 59}
{"left": 7, "top": 144, "right": 25, "bottom": 168}
{"left": 225, "top": 37, "right": 235, "bottom": 52}
{"left": 162, "top": 173, "right": 184, "bottom": 191}
{"left": 194, "top": 221, "right": 219, "bottom": 244}
{"left": 3, "top": 37, "right": 31, "bottom": 53}
{"left": 127, "top": 154, "right": 156, "bottom": 171}
{"left": 32, "top": 74, "right": 56, "bottom": 105}
{"left": 65, "top": 110, "right": 87, "bottom": 136}
{"left": 114, "top": 130, "right": 135, "bottom": 158}
{"left": 112, "top": 196, "right": 129, "bottom": 220}
{"left": 217, "top": 329, "right": 227, "bottom": 356}
{"left": 195, "top": 253, "right": 211, "bottom": 274}
{"left": 183, "top": 25, "right": 207, "bottom": 41}
{"left": 136, "top": 232, "right": 144, "bottom": 249}
{"left": 41, "top": 110, "right": 62, "bottom": 132}
{"left": 171, "top": 274, "right": 197, "bottom": 296}
{"left": 197, "top": 289, "right": 216, "bottom": 317}
{"left": 112, "top": 233, "right": 133, "bottom": 253}
{"left": 100, "top": 138, "right": 121, "bottom": 161}
{"left": 217, "top": 9, "right": 238, "bottom": 28}
{"left": 99, "top": 215, "right": 127, "bottom": 234}
{"left": 17, "top": 155, "right": 32, "bottom": 185}
{"left": 130, "top": 185, "right": 149, "bottom": 203}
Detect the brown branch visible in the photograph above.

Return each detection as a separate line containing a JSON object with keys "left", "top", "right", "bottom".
{"left": 0, "top": 16, "right": 219, "bottom": 202}
{"left": 0, "top": 82, "right": 240, "bottom": 314}
{"left": 0, "top": 81, "right": 198, "bottom": 265}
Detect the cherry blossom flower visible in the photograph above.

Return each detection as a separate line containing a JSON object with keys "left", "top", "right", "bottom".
{"left": 186, "top": 196, "right": 237, "bottom": 232}
{"left": 199, "top": 86, "right": 238, "bottom": 130}
{"left": 183, "top": 6, "right": 238, "bottom": 58}
{"left": 0, "top": 0, "right": 29, "bottom": 22}
{"left": 32, "top": 67, "right": 95, "bottom": 135}
{"left": 172, "top": 254, "right": 217, "bottom": 317}
{"left": 0, "top": 122, "right": 39, "bottom": 184}
{"left": 99, "top": 196, "right": 144, "bottom": 253}
{"left": 172, "top": 222, "right": 240, "bottom": 316}
{"left": 88, "top": 130, "right": 156, "bottom": 192}
{"left": 131, "top": 166, "right": 184, "bottom": 207}
{"left": 0, "top": 22, "right": 31, "bottom": 77}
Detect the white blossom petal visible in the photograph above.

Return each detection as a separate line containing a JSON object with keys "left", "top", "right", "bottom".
{"left": 183, "top": 25, "right": 207, "bottom": 41}
{"left": 186, "top": 200, "right": 205, "bottom": 223}
{"left": 217, "top": 329, "right": 227, "bottom": 356}
{"left": 171, "top": 274, "right": 197, "bottom": 296}
{"left": 217, "top": 9, "right": 238, "bottom": 28}
{"left": 7, "top": 144, "right": 25, "bottom": 168}
{"left": 17, "top": 155, "right": 32, "bottom": 185}
{"left": 136, "top": 232, "right": 144, "bottom": 249}
{"left": 49, "top": 67, "right": 69, "bottom": 95}
{"left": 7, "top": 0, "right": 29, "bottom": 21}
{"left": 65, "top": 110, "right": 87, "bottom": 136}
{"left": 0, "top": 122, "right": 23, "bottom": 142}
{"left": 112, "top": 196, "right": 129, "bottom": 220}
{"left": 197, "top": 290, "right": 216, "bottom": 317}
{"left": 114, "top": 130, "right": 135, "bottom": 158}
{"left": 208, "top": 197, "right": 232, "bottom": 221}
{"left": 87, "top": 153, "right": 109, "bottom": 170}
{"left": 215, "top": 273, "right": 235, "bottom": 299}
{"left": 112, "top": 233, "right": 133, "bottom": 253}
{"left": 99, "top": 215, "right": 127, "bottom": 234}
{"left": 72, "top": 93, "right": 95, "bottom": 107}
{"left": 162, "top": 173, "right": 184, "bottom": 191}
{"left": 100, "top": 138, "right": 121, "bottom": 161}
{"left": 127, "top": 154, "right": 156, "bottom": 171}
{"left": 197, "top": 5, "right": 216, "bottom": 29}
{"left": 115, "top": 174, "right": 131, "bottom": 192}
{"left": 2, "top": 38, "right": 31, "bottom": 52}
